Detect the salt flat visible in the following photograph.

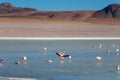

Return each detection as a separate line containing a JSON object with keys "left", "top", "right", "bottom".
{"left": 0, "top": 18, "right": 120, "bottom": 37}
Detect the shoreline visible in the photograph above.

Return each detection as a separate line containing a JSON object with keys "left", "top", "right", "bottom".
{"left": 0, "top": 37, "right": 120, "bottom": 40}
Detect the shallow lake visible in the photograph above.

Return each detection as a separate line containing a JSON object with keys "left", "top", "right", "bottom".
{"left": 0, "top": 40, "right": 120, "bottom": 80}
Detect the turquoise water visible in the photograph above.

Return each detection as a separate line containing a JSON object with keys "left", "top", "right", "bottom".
{"left": 0, "top": 40, "right": 120, "bottom": 80}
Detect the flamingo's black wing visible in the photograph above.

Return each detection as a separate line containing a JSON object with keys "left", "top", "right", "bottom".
{"left": 56, "top": 53, "right": 61, "bottom": 56}
{"left": 0, "top": 58, "right": 4, "bottom": 63}
{"left": 62, "top": 55, "right": 69, "bottom": 57}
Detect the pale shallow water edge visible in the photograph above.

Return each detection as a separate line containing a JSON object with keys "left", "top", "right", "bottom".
{"left": 0, "top": 37, "right": 120, "bottom": 40}
{"left": 0, "top": 76, "right": 37, "bottom": 80}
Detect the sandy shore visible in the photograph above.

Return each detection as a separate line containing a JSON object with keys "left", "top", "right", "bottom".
{"left": 0, "top": 18, "right": 120, "bottom": 37}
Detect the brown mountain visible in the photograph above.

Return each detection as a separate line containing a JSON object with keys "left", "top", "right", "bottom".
{"left": 29, "top": 11, "right": 95, "bottom": 21}
{"left": 0, "top": 2, "right": 37, "bottom": 16}
{"left": 0, "top": 2, "right": 120, "bottom": 22}
{"left": 92, "top": 4, "right": 120, "bottom": 18}
{"left": 0, "top": 2, "right": 94, "bottom": 21}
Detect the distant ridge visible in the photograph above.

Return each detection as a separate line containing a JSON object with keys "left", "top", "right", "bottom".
{"left": 0, "top": 2, "right": 120, "bottom": 21}
{"left": 0, "top": 2, "right": 95, "bottom": 21}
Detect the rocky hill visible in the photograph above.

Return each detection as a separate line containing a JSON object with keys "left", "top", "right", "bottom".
{"left": 92, "top": 4, "right": 120, "bottom": 18}
{"left": 0, "top": 2, "right": 37, "bottom": 16}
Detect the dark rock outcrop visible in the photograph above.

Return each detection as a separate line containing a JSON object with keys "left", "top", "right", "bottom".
{"left": 0, "top": 2, "right": 37, "bottom": 15}
{"left": 92, "top": 4, "right": 120, "bottom": 18}
{"left": 0, "top": 2, "right": 14, "bottom": 8}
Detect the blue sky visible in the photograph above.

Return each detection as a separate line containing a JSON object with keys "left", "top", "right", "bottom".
{"left": 0, "top": 0, "right": 120, "bottom": 11}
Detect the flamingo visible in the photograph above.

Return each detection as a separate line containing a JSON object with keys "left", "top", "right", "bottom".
{"left": 96, "top": 56, "right": 102, "bottom": 61}
{"left": 106, "top": 49, "right": 110, "bottom": 53}
{"left": 116, "top": 65, "right": 120, "bottom": 70}
{"left": 56, "top": 52, "right": 71, "bottom": 59}
{"left": 22, "top": 56, "right": 27, "bottom": 61}
{"left": 99, "top": 44, "right": 102, "bottom": 49}
{"left": 0, "top": 58, "right": 4, "bottom": 63}
{"left": 116, "top": 49, "right": 119, "bottom": 52}
{"left": 47, "top": 59, "right": 53, "bottom": 63}
{"left": 14, "top": 61, "right": 20, "bottom": 64}
{"left": 43, "top": 47, "right": 47, "bottom": 54}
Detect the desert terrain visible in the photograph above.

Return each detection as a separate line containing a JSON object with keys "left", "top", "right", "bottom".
{"left": 0, "top": 3, "right": 120, "bottom": 37}
{"left": 0, "top": 17, "right": 120, "bottom": 37}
